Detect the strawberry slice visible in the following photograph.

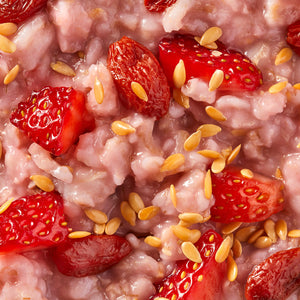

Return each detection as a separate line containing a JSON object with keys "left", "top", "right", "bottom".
{"left": 144, "top": 0, "right": 177, "bottom": 12}
{"left": 287, "top": 20, "right": 300, "bottom": 56}
{"left": 245, "top": 247, "right": 300, "bottom": 300}
{"left": 0, "top": 0, "right": 48, "bottom": 23}
{"left": 52, "top": 234, "right": 132, "bottom": 277}
{"left": 107, "top": 36, "right": 171, "bottom": 119}
{"left": 10, "top": 86, "right": 94, "bottom": 156}
{"left": 158, "top": 34, "right": 263, "bottom": 91}
{"left": 151, "top": 230, "right": 226, "bottom": 300}
{"left": 0, "top": 192, "right": 69, "bottom": 254}
{"left": 210, "top": 165, "right": 284, "bottom": 223}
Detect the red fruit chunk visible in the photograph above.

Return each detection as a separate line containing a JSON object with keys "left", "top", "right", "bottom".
{"left": 10, "top": 86, "right": 94, "bottom": 156}
{"left": 52, "top": 234, "right": 132, "bottom": 277}
{"left": 159, "top": 34, "right": 263, "bottom": 91}
{"left": 107, "top": 36, "right": 171, "bottom": 119}
{"left": 0, "top": 0, "right": 48, "bottom": 23}
{"left": 287, "top": 20, "right": 300, "bottom": 56}
{"left": 144, "top": 0, "right": 177, "bottom": 12}
{"left": 245, "top": 247, "right": 300, "bottom": 300}
{"left": 0, "top": 192, "right": 69, "bottom": 254}
{"left": 151, "top": 230, "right": 226, "bottom": 300}
{"left": 210, "top": 165, "right": 284, "bottom": 223}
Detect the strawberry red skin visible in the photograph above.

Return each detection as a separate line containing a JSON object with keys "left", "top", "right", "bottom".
{"left": 210, "top": 166, "right": 284, "bottom": 223}
{"left": 158, "top": 34, "right": 263, "bottom": 91}
{"left": 245, "top": 247, "right": 300, "bottom": 300}
{"left": 107, "top": 36, "right": 171, "bottom": 119}
{"left": 286, "top": 20, "right": 300, "bottom": 56}
{"left": 10, "top": 86, "right": 94, "bottom": 156}
{"left": 0, "top": 192, "right": 69, "bottom": 254}
{"left": 0, "top": 0, "right": 48, "bottom": 23}
{"left": 52, "top": 234, "right": 132, "bottom": 277}
{"left": 151, "top": 230, "right": 226, "bottom": 300}
{"left": 144, "top": 0, "right": 177, "bottom": 12}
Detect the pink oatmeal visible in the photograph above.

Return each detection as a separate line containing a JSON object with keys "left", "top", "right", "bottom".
{"left": 0, "top": 0, "right": 300, "bottom": 299}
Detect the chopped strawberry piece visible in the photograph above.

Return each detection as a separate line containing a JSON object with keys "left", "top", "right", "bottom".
{"left": 0, "top": 0, "right": 48, "bottom": 23}
{"left": 107, "top": 36, "right": 171, "bottom": 119}
{"left": 287, "top": 20, "right": 300, "bottom": 56}
{"left": 158, "top": 34, "right": 263, "bottom": 91}
{"left": 0, "top": 192, "right": 69, "bottom": 254}
{"left": 52, "top": 234, "right": 132, "bottom": 277}
{"left": 245, "top": 247, "right": 300, "bottom": 300}
{"left": 10, "top": 86, "right": 94, "bottom": 156}
{"left": 144, "top": 0, "right": 177, "bottom": 12}
{"left": 151, "top": 230, "right": 226, "bottom": 300}
{"left": 210, "top": 165, "right": 284, "bottom": 223}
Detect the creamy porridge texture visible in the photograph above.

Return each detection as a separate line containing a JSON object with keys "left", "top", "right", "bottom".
{"left": 0, "top": 0, "right": 299, "bottom": 299}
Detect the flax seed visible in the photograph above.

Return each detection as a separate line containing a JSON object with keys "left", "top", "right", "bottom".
{"left": 160, "top": 153, "right": 185, "bottom": 172}
{"left": 211, "top": 157, "right": 226, "bottom": 173}
{"left": 173, "top": 59, "right": 186, "bottom": 89}
{"left": 68, "top": 231, "right": 91, "bottom": 239}
{"left": 205, "top": 106, "right": 227, "bottom": 122}
{"left": 247, "top": 229, "right": 264, "bottom": 244}
{"left": 0, "top": 198, "right": 14, "bottom": 214}
{"left": 215, "top": 235, "right": 232, "bottom": 263}
{"left": 275, "top": 219, "right": 287, "bottom": 240}
{"left": 50, "top": 61, "right": 76, "bottom": 77}
{"left": 138, "top": 206, "right": 160, "bottom": 220}
{"left": 268, "top": 81, "right": 288, "bottom": 94}
{"left": 222, "top": 222, "right": 243, "bottom": 235}
{"left": 181, "top": 241, "right": 202, "bottom": 263}
{"left": 227, "top": 254, "right": 238, "bottom": 282}
{"left": 4, "top": 64, "right": 19, "bottom": 85}
{"left": 84, "top": 208, "right": 108, "bottom": 224}
{"left": 232, "top": 238, "right": 242, "bottom": 258}
{"left": 111, "top": 120, "right": 136, "bottom": 135}
{"left": 120, "top": 201, "right": 136, "bottom": 226}
{"left": 0, "top": 34, "right": 16, "bottom": 53}
{"left": 240, "top": 168, "right": 254, "bottom": 179}
{"left": 0, "top": 23, "right": 18, "bottom": 36}
{"left": 199, "top": 27, "right": 223, "bottom": 46}
{"left": 178, "top": 213, "right": 204, "bottom": 224}
{"left": 264, "top": 219, "right": 277, "bottom": 242}
{"left": 204, "top": 169, "right": 212, "bottom": 199}
{"left": 287, "top": 229, "right": 300, "bottom": 238}
{"left": 197, "top": 149, "right": 221, "bottom": 159}
{"left": 184, "top": 130, "right": 201, "bottom": 151}
{"left": 208, "top": 69, "right": 224, "bottom": 91}
{"left": 171, "top": 225, "right": 201, "bottom": 243}
{"left": 93, "top": 223, "right": 105, "bottom": 235}
{"left": 275, "top": 47, "right": 293, "bottom": 65}
{"left": 105, "top": 217, "right": 121, "bottom": 235}
{"left": 144, "top": 236, "right": 162, "bottom": 248}
{"left": 170, "top": 184, "right": 177, "bottom": 208}
{"left": 293, "top": 83, "right": 300, "bottom": 90}
{"left": 254, "top": 236, "right": 272, "bottom": 248}
{"left": 131, "top": 81, "right": 148, "bottom": 102}
{"left": 128, "top": 192, "right": 144, "bottom": 213}
{"left": 197, "top": 124, "right": 222, "bottom": 138}
{"left": 173, "top": 88, "right": 190, "bottom": 108}
{"left": 227, "top": 144, "right": 241, "bottom": 164}
{"left": 30, "top": 174, "right": 55, "bottom": 192}
{"left": 94, "top": 77, "right": 104, "bottom": 104}
{"left": 235, "top": 226, "right": 258, "bottom": 242}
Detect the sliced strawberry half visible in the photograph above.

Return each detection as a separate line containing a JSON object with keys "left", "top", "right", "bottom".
{"left": 210, "top": 165, "right": 284, "bottom": 223}
{"left": 287, "top": 20, "right": 300, "bottom": 56}
{"left": 107, "top": 36, "right": 171, "bottom": 119}
{"left": 245, "top": 247, "right": 300, "bottom": 300}
{"left": 158, "top": 34, "right": 263, "bottom": 91}
{"left": 0, "top": 192, "right": 69, "bottom": 254}
{"left": 151, "top": 229, "right": 226, "bottom": 300}
{"left": 144, "top": 0, "right": 177, "bottom": 12}
{"left": 10, "top": 86, "right": 94, "bottom": 156}
{"left": 52, "top": 234, "right": 132, "bottom": 277}
{"left": 0, "top": 0, "right": 48, "bottom": 23}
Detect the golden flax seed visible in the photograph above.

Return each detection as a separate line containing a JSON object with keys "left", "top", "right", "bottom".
{"left": 204, "top": 169, "right": 212, "bottom": 199}
{"left": 205, "top": 106, "right": 227, "bottom": 122}
{"left": 293, "top": 83, "right": 300, "bottom": 90}
{"left": 50, "top": 61, "right": 76, "bottom": 77}
{"left": 128, "top": 192, "right": 145, "bottom": 213}
{"left": 94, "top": 77, "right": 104, "bottom": 104}
{"left": 178, "top": 213, "right": 204, "bottom": 224}
{"left": 181, "top": 241, "right": 202, "bottom": 263}
{"left": 30, "top": 174, "right": 55, "bottom": 192}
{"left": 144, "top": 236, "right": 162, "bottom": 248}
{"left": 227, "top": 144, "right": 241, "bottom": 164}
{"left": 131, "top": 81, "right": 148, "bottom": 102}
{"left": 0, "top": 198, "right": 14, "bottom": 214}
{"left": 197, "top": 149, "right": 221, "bottom": 159}
{"left": 254, "top": 236, "right": 273, "bottom": 248}
{"left": 84, "top": 208, "right": 108, "bottom": 224}
{"left": 173, "top": 59, "right": 186, "bottom": 88}
{"left": 247, "top": 229, "right": 265, "bottom": 244}
{"left": 184, "top": 130, "right": 201, "bottom": 151}
{"left": 268, "top": 81, "right": 288, "bottom": 94}
{"left": 227, "top": 254, "right": 238, "bottom": 282}
{"left": 287, "top": 229, "right": 300, "bottom": 238}
{"left": 222, "top": 222, "right": 243, "bottom": 235}
{"left": 160, "top": 153, "right": 185, "bottom": 172}
{"left": 275, "top": 47, "right": 293, "bottom": 65}
{"left": 138, "top": 206, "right": 160, "bottom": 220}
{"left": 93, "top": 223, "right": 105, "bottom": 235}
{"left": 105, "top": 217, "right": 121, "bottom": 235}
{"left": 235, "top": 226, "right": 258, "bottom": 242}
{"left": 171, "top": 225, "right": 201, "bottom": 243}
{"left": 68, "top": 231, "right": 92, "bottom": 239}
{"left": 208, "top": 69, "right": 224, "bottom": 91}
{"left": 211, "top": 157, "right": 226, "bottom": 173}
{"left": 173, "top": 88, "right": 190, "bottom": 108}
{"left": 0, "top": 34, "right": 16, "bottom": 53}
{"left": 197, "top": 124, "right": 222, "bottom": 138}
{"left": 4, "top": 64, "right": 19, "bottom": 85}
{"left": 232, "top": 238, "right": 242, "bottom": 258}
{"left": 170, "top": 184, "right": 177, "bottom": 208}
{"left": 240, "top": 168, "right": 254, "bottom": 179}
{"left": 0, "top": 23, "right": 17, "bottom": 36}
{"left": 275, "top": 219, "right": 287, "bottom": 240}
{"left": 215, "top": 235, "right": 232, "bottom": 263}
{"left": 199, "top": 27, "right": 223, "bottom": 46}
{"left": 264, "top": 219, "right": 277, "bottom": 242}
{"left": 111, "top": 120, "right": 136, "bottom": 136}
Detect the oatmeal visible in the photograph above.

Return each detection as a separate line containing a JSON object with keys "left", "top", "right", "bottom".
{"left": 0, "top": 0, "right": 299, "bottom": 299}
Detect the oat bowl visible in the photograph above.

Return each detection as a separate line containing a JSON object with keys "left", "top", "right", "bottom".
{"left": 0, "top": 0, "right": 299, "bottom": 299}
